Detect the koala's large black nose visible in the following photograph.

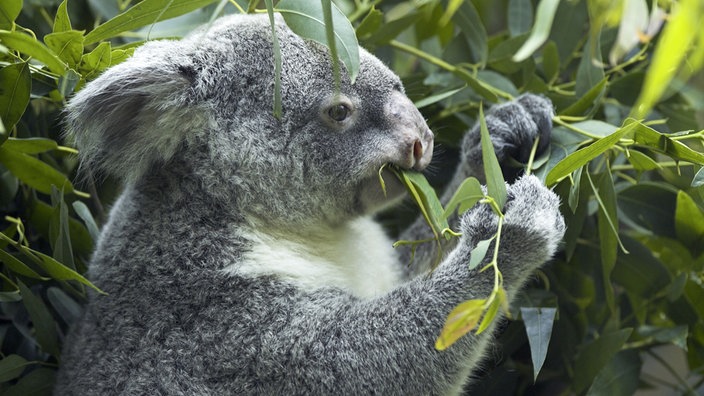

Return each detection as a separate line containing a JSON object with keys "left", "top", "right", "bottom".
{"left": 385, "top": 91, "right": 435, "bottom": 171}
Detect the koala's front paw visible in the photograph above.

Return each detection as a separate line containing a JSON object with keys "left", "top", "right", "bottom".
{"left": 463, "top": 94, "right": 554, "bottom": 181}
{"left": 458, "top": 175, "right": 564, "bottom": 275}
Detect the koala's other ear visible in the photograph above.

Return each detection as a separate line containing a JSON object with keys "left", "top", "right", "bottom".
{"left": 65, "top": 41, "right": 205, "bottom": 183}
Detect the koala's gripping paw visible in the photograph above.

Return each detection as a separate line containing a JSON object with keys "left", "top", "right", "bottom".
{"left": 463, "top": 94, "right": 554, "bottom": 181}
{"left": 458, "top": 175, "right": 565, "bottom": 275}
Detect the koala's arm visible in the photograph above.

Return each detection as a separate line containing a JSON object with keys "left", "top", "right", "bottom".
{"left": 247, "top": 176, "right": 563, "bottom": 394}
{"left": 398, "top": 94, "right": 555, "bottom": 277}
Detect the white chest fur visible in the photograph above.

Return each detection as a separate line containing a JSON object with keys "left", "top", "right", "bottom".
{"left": 223, "top": 217, "right": 403, "bottom": 299}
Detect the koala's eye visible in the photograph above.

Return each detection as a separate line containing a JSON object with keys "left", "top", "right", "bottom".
{"left": 327, "top": 104, "right": 351, "bottom": 122}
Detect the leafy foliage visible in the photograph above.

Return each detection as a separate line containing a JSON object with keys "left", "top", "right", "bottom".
{"left": 0, "top": 0, "right": 703, "bottom": 394}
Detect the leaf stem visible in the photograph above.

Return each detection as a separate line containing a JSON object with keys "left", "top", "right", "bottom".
{"left": 552, "top": 116, "right": 602, "bottom": 139}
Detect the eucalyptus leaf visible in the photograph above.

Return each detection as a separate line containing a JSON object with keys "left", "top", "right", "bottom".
{"left": 18, "top": 281, "right": 60, "bottom": 357}
{"left": 586, "top": 350, "right": 641, "bottom": 396}
{"left": 0, "top": 62, "right": 31, "bottom": 132}
{"left": 0, "top": 0, "right": 21, "bottom": 29}
{"left": 674, "top": 190, "right": 704, "bottom": 251}
{"left": 44, "top": 30, "right": 84, "bottom": 67}
{"left": 452, "top": 1, "right": 487, "bottom": 66}
{"left": 84, "top": 0, "right": 219, "bottom": 45}
{"left": 72, "top": 201, "right": 101, "bottom": 242}
{"left": 0, "top": 31, "right": 67, "bottom": 74}
{"left": 468, "top": 238, "right": 493, "bottom": 270}
{"left": 0, "top": 355, "right": 30, "bottom": 382}
{"left": 277, "top": 0, "right": 360, "bottom": 83}
{"left": 0, "top": 249, "right": 48, "bottom": 280}
{"left": 508, "top": 0, "right": 533, "bottom": 37}
{"left": 435, "top": 298, "right": 485, "bottom": 351}
{"left": 0, "top": 146, "right": 74, "bottom": 195}
{"left": 573, "top": 328, "right": 633, "bottom": 394}
{"left": 575, "top": 35, "right": 605, "bottom": 97}
{"left": 479, "top": 104, "right": 507, "bottom": 210}
{"left": 3, "top": 138, "right": 58, "bottom": 154}
{"left": 53, "top": 0, "right": 72, "bottom": 32}
{"left": 521, "top": 307, "right": 557, "bottom": 381}
{"left": 512, "top": 0, "right": 560, "bottom": 62}
{"left": 443, "top": 177, "right": 483, "bottom": 218}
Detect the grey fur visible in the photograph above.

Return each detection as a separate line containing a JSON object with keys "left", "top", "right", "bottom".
{"left": 55, "top": 14, "right": 564, "bottom": 396}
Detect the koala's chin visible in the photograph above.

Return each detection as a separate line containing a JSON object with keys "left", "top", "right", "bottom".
{"left": 357, "top": 167, "right": 407, "bottom": 215}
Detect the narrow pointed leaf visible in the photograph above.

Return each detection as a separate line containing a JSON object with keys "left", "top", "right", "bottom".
{"left": 443, "top": 177, "right": 483, "bottom": 218}
{"left": 468, "top": 238, "right": 493, "bottom": 270}
{"left": 512, "top": 0, "right": 560, "bottom": 61}
{"left": 18, "top": 281, "right": 60, "bottom": 357}
{"left": 0, "top": 32, "right": 67, "bottom": 74}
{"left": 277, "top": 0, "right": 359, "bottom": 82}
{"left": 479, "top": 104, "right": 507, "bottom": 209}
{"left": 521, "top": 307, "right": 557, "bottom": 381}
{"left": 0, "top": 62, "right": 31, "bottom": 131}
{"left": 84, "top": 0, "right": 219, "bottom": 45}
{"left": 435, "top": 299, "right": 486, "bottom": 351}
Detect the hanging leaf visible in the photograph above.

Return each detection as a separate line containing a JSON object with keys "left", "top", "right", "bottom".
{"left": 512, "top": 0, "right": 560, "bottom": 62}
{"left": 84, "top": 0, "right": 219, "bottom": 45}
{"left": 0, "top": 0, "right": 21, "bottom": 29}
{"left": 0, "top": 355, "right": 31, "bottom": 383}
{"left": 479, "top": 103, "right": 507, "bottom": 210}
{"left": 674, "top": 190, "right": 704, "bottom": 251}
{"left": 573, "top": 328, "right": 633, "bottom": 394}
{"left": 0, "top": 31, "right": 67, "bottom": 74}
{"left": 18, "top": 281, "right": 61, "bottom": 357}
{"left": 53, "top": 0, "right": 73, "bottom": 32}
{"left": 468, "top": 237, "right": 493, "bottom": 270}
{"left": 521, "top": 307, "right": 557, "bottom": 381}
{"left": 72, "top": 201, "right": 101, "bottom": 242}
{"left": 443, "top": 177, "right": 484, "bottom": 218}
{"left": 0, "top": 146, "right": 74, "bottom": 195}
{"left": 3, "top": 137, "right": 58, "bottom": 154}
{"left": 276, "top": 0, "right": 360, "bottom": 83}
{"left": 508, "top": 0, "right": 534, "bottom": 37}
{"left": 435, "top": 298, "right": 486, "bottom": 351}
{"left": 586, "top": 350, "right": 641, "bottom": 396}
{"left": 0, "top": 62, "right": 31, "bottom": 132}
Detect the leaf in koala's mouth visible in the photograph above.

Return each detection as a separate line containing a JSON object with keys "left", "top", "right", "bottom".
{"left": 380, "top": 164, "right": 453, "bottom": 269}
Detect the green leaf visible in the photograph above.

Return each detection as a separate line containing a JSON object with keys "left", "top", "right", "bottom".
{"left": 0, "top": 62, "right": 31, "bottom": 132}
{"left": 512, "top": 0, "right": 560, "bottom": 62}
{"left": 546, "top": 122, "right": 634, "bottom": 186}
{"left": 542, "top": 41, "right": 559, "bottom": 82}
{"left": 0, "top": 0, "right": 21, "bottom": 30}
{"left": 414, "top": 85, "right": 465, "bottom": 109}
{"left": 693, "top": 167, "right": 704, "bottom": 187}
{"left": 0, "top": 355, "right": 31, "bottom": 382}
{"left": 586, "top": 350, "right": 641, "bottom": 396}
{"left": 355, "top": 7, "right": 383, "bottom": 39}
{"left": 443, "top": 177, "right": 483, "bottom": 218}
{"left": 53, "top": 0, "right": 73, "bottom": 33}
{"left": 44, "top": 30, "right": 84, "bottom": 67}
{"left": 265, "top": 0, "right": 282, "bottom": 119}
{"left": 576, "top": 34, "right": 605, "bottom": 97}
{"left": 0, "top": 31, "right": 67, "bottom": 75}
{"left": 627, "top": 150, "right": 661, "bottom": 171}
{"left": 476, "top": 291, "right": 504, "bottom": 334}
{"left": 31, "top": 249, "right": 103, "bottom": 293}
{"left": 560, "top": 77, "right": 607, "bottom": 117}
{"left": 72, "top": 201, "right": 100, "bottom": 242}
{"left": 0, "top": 249, "right": 48, "bottom": 280}
{"left": 276, "top": 0, "right": 360, "bottom": 83}
{"left": 18, "top": 281, "right": 60, "bottom": 357}
{"left": 0, "top": 146, "right": 74, "bottom": 195}
{"left": 3, "top": 367, "right": 55, "bottom": 396}
{"left": 361, "top": 12, "right": 421, "bottom": 47}
{"left": 508, "top": 0, "right": 533, "bottom": 37}
{"left": 453, "top": 2, "right": 488, "bottom": 66}
{"left": 631, "top": 121, "right": 704, "bottom": 165}
{"left": 468, "top": 237, "right": 493, "bottom": 270}
{"left": 617, "top": 183, "right": 677, "bottom": 237}
{"left": 567, "top": 166, "right": 583, "bottom": 213}
{"left": 479, "top": 103, "right": 507, "bottom": 209}
{"left": 592, "top": 169, "right": 620, "bottom": 312}
{"left": 435, "top": 298, "right": 485, "bottom": 351}
{"left": 3, "top": 137, "right": 58, "bottom": 154}
{"left": 84, "top": 0, "right": 219, "bottom": 45}
{"left": 79, "top": 41, "right": 112, "bottom": 80}
{"left": 631, "top": 0, "right": 703, "bottom": 119}
{"left": 521, "top": 307, "right": 557, "bottom": 381}
{"left": 397, "top": 170, "right": 449, "bottom": 238}
{"left": 50, "top": 187, "right": 76, "bottom": 271}
{"left": 573, "top": 328, "right": 633, "bottom": 394}
{"left": 675, "top": 190, "right": 704, "bottom": 251}
{"left": 47, "top": 286, "right": 84, "bottom": 325}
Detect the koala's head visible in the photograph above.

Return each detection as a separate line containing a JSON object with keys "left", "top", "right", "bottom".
{"left": 66, "top": 14, "right": 433, "bottom": 229}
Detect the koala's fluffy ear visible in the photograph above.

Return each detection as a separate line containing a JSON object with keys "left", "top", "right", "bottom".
{"left": 65, "top": 40, "right": 204, "bottom": 183}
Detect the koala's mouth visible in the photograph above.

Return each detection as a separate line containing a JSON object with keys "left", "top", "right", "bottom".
{"left": 357, "top": 165, "right": 407, "bottom": 214}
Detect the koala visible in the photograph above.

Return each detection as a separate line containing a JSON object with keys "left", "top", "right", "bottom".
{"left": 54, "top": 13, "right": 565, "bottom": 396}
